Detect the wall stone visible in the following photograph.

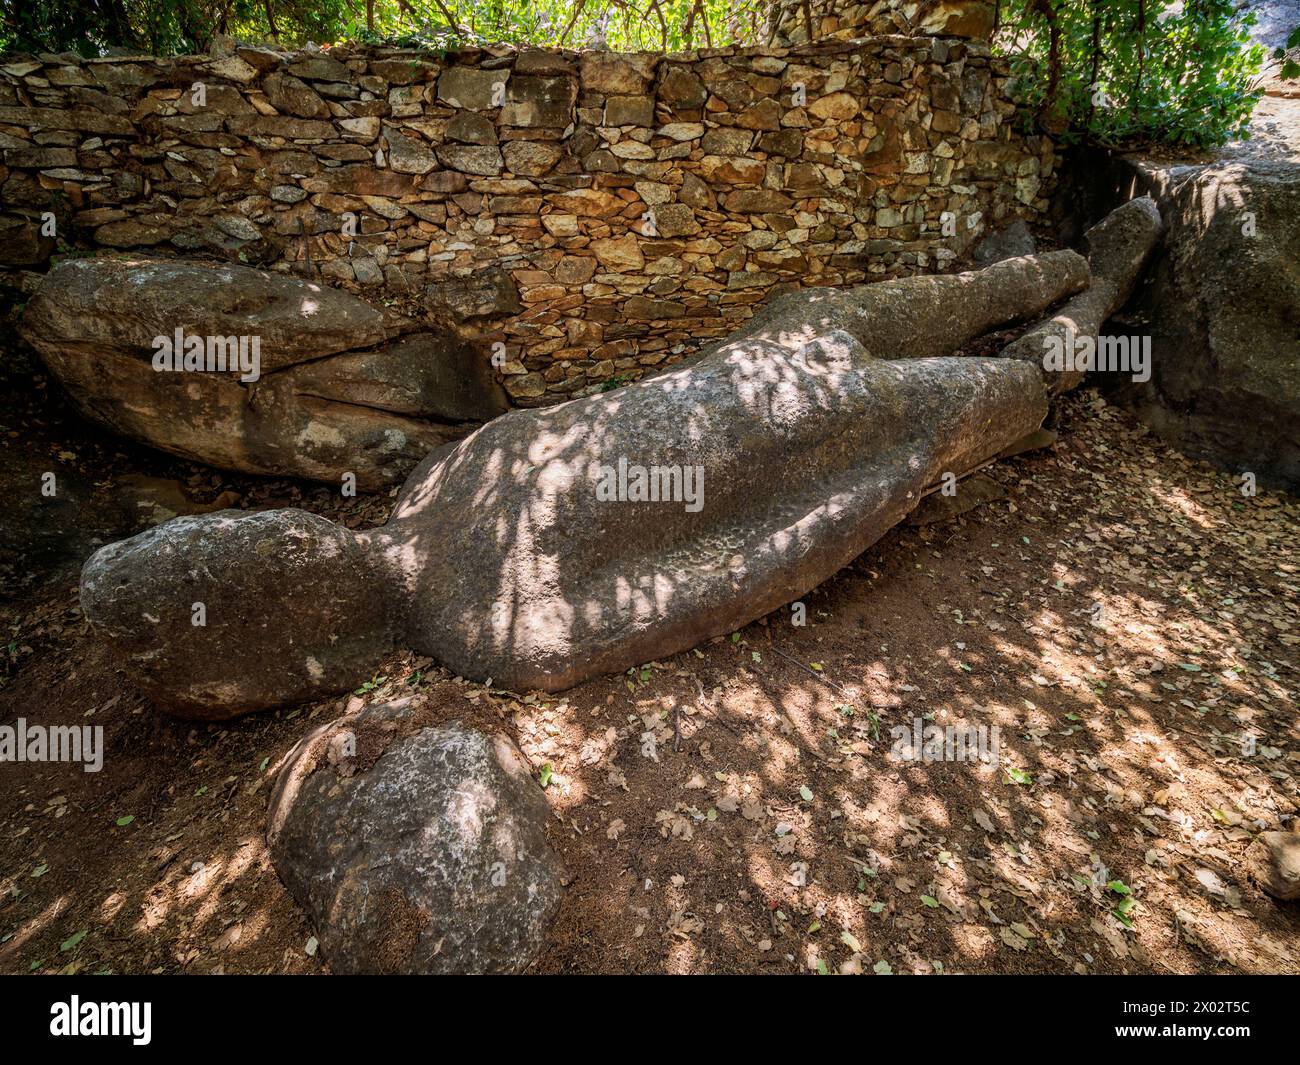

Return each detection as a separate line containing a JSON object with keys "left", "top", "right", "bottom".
{"left": 766, "top": 1, "right": 996, "bottom": 47}
{"left": 0, "top": 36, "right": 1053, "bottom": 406}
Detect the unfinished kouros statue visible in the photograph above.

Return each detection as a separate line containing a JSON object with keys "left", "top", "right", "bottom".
{"left": 80, "top": 199, "right": 1162, "bottom": 718}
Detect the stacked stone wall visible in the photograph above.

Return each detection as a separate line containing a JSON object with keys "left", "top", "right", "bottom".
{"left": 0, "top": 34, "right": 1053, "bottom": 404}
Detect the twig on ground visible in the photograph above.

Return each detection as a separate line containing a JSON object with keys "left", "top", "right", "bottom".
{"left": 767, "top": 643, "right": 893, "bottom": 709}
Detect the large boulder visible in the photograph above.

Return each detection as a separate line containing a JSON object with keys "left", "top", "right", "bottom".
{"left": 18, "top": 258, "right": 509, "bottom": 488}
{"left": 81, "top": 250, "right": 1091, "bottom": 713}
{"left": 373, "top": 250, "right": 1086, "bottom": 691}
{"left": 268, "top": 697, "right": 566, "bottom": 973}
{"left": 1109, "top": 162, "right": 1300, "bottom": 489}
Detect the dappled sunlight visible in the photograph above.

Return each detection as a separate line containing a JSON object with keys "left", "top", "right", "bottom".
{"left": 1, "top": 895, "right": 69, "bottom": 959}
{"left": 343, "top": 254, "right": 1086, "bottom": 700}
{"left": 3, "top": 324, "right": 1296, "bottom": 974}
{"left": 3, "top": 0, "right": 1293, "bottom": 986}
{"left": 470, "top": 389, "right": 1286, "bottom": 973}
{"left": 1143, "top": 480, "right": 1218, "bottom": 530}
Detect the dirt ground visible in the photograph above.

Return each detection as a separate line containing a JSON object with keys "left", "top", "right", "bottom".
{"left": 1, "top": 328, "right": 1297, "bottom": 976}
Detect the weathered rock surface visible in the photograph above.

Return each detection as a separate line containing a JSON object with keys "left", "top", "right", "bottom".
{"left": 273, "top": 333, "right": 508, "bottom": 423}
{"left": 1113, "top": 163, "right": 1300, "bottom": 489}
{"left": 999, "top": 196, "right": 1163, "bottom": 394}
{"left": 21, "top": 257, "right": 390, "bottom": 370}
{"left": 268, "top": 697, "right": 566, "bottom": 973}
{"left": 973, "top": 219, "right": 1036, "bottom": 265}
{"left": 80, "top": 509, "right": 397, "bottom": 719}
{"left": 1247, "top": 830, "right": 1300, "bottom": 901}
{"left": 82, "top": 250, "right": 1091, "bottom": 712}
{"left": 373, "top": 250, "right": 1085, "bottom": 691}
{"left": 19, "top": 258, "right": 508, "bottom": 488}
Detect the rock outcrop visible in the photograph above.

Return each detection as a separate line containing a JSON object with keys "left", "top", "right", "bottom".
{"left": 268, "top": 697, "right": 566, "bottom": 973}
{"left": 81, "top": 249, "right": 1098, "bottom": 716}
{"left": 19, "top": 258, "right": 509, "bottom": 488}
{"left": 1110, "top": 162, "right": 1300, "bottom": 489}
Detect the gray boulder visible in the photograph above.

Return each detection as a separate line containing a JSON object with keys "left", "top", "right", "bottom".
{"left": 18, "top": 258, "right": 509, "bottom": 488}
{"left": 21, "top": 257, "right": 389, "bottom": 370}
{"left": 79, "top": 509, "right": 396, "bottom": 719}
{"left": 373, "top": 250, "right": 1086, "bottom": 691}
{"left": 1116, "top": 163, "right": 1300, "bottom": 489}
{"left": 268, "top": 698, "right": 566, "bottom": 973}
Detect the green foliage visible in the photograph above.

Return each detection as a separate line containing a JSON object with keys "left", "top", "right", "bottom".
{"left": 0, "top": 0, "right": 768, "bottom": 57}
{"left": 996, "top": 0, "right": 1265, "bottom": 148}
{"left": 1, "top": 0, "right": 1272, "bottom": 151}
{"left": 1273, "top": 24, "right": 1300, "bottom": 81}
{"left": 0, "top": 0, "right": 353, "bottom": 56}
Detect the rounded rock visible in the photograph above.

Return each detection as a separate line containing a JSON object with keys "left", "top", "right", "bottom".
{"left": 268, "top": 697, "right": 566, "bottom": 974}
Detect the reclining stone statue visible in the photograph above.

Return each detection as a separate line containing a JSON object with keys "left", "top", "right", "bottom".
{"left": 78, "top": 198, "right": 1162, "bottom": 719}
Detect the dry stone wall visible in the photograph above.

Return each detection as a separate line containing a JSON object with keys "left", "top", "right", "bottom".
{"left": 0, "top": 36, "right": 1054, "bottom": 406}
{"left": 766, "top": 1, "right": 996, "bottom": 47}
{"left": 759, "top": 0, "right": 993, "bottom": 47}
